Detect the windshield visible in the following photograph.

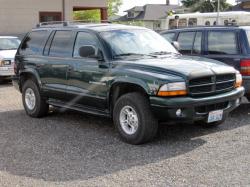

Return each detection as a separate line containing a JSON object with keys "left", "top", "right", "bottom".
{"left": 0, "top": 38, "right": 20, "bottom": 50}
{"left": 100, "top": 29, "right": 179, "bottom": 58}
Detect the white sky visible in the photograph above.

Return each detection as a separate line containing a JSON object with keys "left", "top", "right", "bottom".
{"left": 118, "top": 0, "right": 237, "bottom": 15}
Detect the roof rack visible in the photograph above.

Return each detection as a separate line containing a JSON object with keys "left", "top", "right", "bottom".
{"left": 36, "top": 20, "right": 112, "bottom": 28}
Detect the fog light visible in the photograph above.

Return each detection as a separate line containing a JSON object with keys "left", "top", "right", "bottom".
{"left": 236, "top": 98, "right": 240, "bottom": 105}
{"left": 176, "top": 109, "right": 182, "bottom": 117}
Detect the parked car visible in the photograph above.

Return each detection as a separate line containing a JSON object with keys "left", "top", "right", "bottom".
{"left": 161, "top": 26, "right": 250, "bottom": 101}
{"left": 0, "top": 36, "right": 20, "bottom": 82}
{"left": 13, "top": 23, "right": 244, "bottom": 144}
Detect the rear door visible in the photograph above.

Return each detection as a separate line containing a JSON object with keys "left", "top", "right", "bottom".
{"left": 41, "top": 30, "right": 74, "bottom": 100}
{"left": 204, "top": 29, "right": 242, "bottom": 70}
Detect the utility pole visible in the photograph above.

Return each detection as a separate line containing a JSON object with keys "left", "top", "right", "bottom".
{"left": 216, "top": 0, "right": 220, "bottom": 25}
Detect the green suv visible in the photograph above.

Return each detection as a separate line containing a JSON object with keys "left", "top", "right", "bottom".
{"left": 13, "top": 23, "right": 244, "bottom": 144}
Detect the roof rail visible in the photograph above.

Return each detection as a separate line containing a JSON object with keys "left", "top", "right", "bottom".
{"left": 36, "top": 20, "right": 112, "bottom": 28}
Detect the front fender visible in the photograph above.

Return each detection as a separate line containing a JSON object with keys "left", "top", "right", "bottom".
{"left": 19, "top": 68, "right": 42, "bottom": 88}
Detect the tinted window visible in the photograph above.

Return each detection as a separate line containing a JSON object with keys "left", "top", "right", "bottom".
{"left": 177, "top": 32, "right": 196, "bottom": 54}
{"left": 19, "top": 31, "right": 47, "bottom": 55}
{"left": 208, "top": 31, "right": 238, "bottom": 55}
{"left": 162, "top": 33, "right": 175, "bottom": 42}
{"left": 73, "top": 32, "right": 99, "bottom": 57}
{"left": 246, "top": 30, "right": 250, "bottom": 49}
{"left": 49, "top": 31, "right": 72, "bottom": 57}
{"left": 193, "top": 32, "right": 202, "bottom": 54}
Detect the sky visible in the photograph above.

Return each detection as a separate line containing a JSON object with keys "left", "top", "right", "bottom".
{"left": 118, "top": 0, "right": 237, "bottom": 15}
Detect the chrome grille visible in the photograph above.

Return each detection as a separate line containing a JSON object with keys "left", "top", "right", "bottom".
{"left": 189, "top": 74, "right": 235, "bottom": 97}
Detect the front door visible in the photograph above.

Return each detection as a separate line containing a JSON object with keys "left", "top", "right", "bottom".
{"left": 67, "top": 31, "right": 110, "bottom": 110}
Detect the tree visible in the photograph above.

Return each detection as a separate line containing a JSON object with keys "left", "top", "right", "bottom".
{"left": 108, "top": 0, "right": 123, "bottom": 17}
{"left": 73, "top": 0, "right": 122, "bottom": 21}
{"left": 181, "top": 0, "right": 232, "bottom": 12}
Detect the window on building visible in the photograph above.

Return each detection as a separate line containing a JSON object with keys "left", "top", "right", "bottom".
{"left": 169, "top": 19, "right": 177, "bottom": 29}
{"left": 208, "top": 31, "right": 238, "bottom": 55}
{"left": 19, "top": 31, "right": 48, "bottom": 55}
{"left": 178, "top": 19, "right": 187, "bottom": 28}
{"left": 73, "top": 32, "right": 100, "bottom": 58}
{"left": 177, "top": 32, "right": 196, "bottom": 54}
{"left": 49, "top": 31, "right": 73, "bottom": 57}
{"left": 127, "top": 12, "right": 135, "bottom": 18}
{"left": 40, "top": 12, "right": 62, "bottom": 22}
{"left": 188, "top": 18, "right": 197, "bottom": 26}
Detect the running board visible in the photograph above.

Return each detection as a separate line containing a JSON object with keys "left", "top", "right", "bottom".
{"left": 47, "top": 99, "right": 111, "bottom": 118}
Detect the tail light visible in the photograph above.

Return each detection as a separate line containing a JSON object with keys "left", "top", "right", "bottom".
{"left": 240, "top": 59, "right": 250, "bottom": 76}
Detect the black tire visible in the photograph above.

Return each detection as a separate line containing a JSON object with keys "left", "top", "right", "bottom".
{"left": 246, "top": 96, "right": 250, "bottom": 102}
{"left": 113, "top": 92, "right": 158, "bottom": 145}
{"left": 22, "top": 79, "right": 48, "bottom": 118}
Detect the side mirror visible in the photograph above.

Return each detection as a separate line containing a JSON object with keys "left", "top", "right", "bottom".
{"left": 78, "top": 45, "right": 104, "bottom": 61}
{"left": 78, "top": 45, "right": 97, "bottom": 58}
{"left": 171, "top": 41, "right": 180, "bottom": 51}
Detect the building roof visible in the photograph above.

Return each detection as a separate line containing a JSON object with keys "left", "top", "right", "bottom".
{"left": 117, "top": 4, "right": 181, "bottom": 21}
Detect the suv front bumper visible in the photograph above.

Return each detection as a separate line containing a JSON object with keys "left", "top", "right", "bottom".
{"left": 150, "top": 87, "right": 245, "bottom": 123}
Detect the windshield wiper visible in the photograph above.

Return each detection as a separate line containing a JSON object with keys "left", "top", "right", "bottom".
{"left": 113, "top": 53, "right": 157, "bottom": 59}
{"left": 150, "top": 51, "right": 179, "bottom": 56}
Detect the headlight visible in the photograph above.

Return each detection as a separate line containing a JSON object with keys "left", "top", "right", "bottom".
{"left": 157, "top": 82, "right": 187, "bottom": 96}
{"left": 235, "top": 73, "right": 242, "bottom": 88}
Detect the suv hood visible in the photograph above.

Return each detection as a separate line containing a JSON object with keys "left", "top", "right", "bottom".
{"left": 120, "top": 55, "right": 236, "bottom": 78}
{"left": 0, "top": 50, "right": 17, "bottom": 60}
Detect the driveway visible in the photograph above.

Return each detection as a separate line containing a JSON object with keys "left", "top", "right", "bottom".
{"left": 0, "top": 83, "right": 249, "bottom": 187}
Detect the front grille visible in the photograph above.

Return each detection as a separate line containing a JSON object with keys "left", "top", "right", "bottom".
{"left": 189, "top": 74, "right": 235, "bottom": 97}
{"left": 195, "top": 102, "right": 229, "bottom": 113}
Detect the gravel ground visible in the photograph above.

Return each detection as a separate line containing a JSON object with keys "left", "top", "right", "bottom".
{"left": 0, "top": 83, "right": 249, "bottom": 187}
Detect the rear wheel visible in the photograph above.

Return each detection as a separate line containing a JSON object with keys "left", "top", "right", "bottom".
{"left": 113, "top": 92, "right": 158, "bottom": 144}
{"left": 22, "top": 79, "right": 48, "bottom": 118}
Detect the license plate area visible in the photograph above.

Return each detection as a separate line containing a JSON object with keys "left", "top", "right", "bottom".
{"left": 207, "top": 110, "right": 223, "bottom": 123}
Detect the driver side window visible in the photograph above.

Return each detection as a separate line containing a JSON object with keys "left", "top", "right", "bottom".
{"left": 73, "top": 32, "right": 99, "bottom": 58}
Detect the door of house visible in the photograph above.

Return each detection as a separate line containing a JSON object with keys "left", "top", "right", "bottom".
{"left": 39, "top": 12, "right": 62, "bottom": 22}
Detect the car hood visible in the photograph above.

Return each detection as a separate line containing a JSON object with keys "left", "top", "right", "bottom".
{"left": 119, "top": 55, "right": 236, "bottom": 78}
{"left": 0, "top": 50, "right": 17, "bottom": 60}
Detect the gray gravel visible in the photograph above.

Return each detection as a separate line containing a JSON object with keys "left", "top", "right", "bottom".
{"left": 0, "top": 83, "right": 250, "bottom": 187}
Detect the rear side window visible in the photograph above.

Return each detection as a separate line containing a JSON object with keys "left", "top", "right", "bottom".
{"left": 177, "top": 32, "right": 196, "bottom": 54}
{"left": 49, "top": 31, "right": 73, "bottom": 57}
{"left": 208, "top": 31, "right": 238, "bottom": 55}
{"left": 19, "top": 31, "right": 48, "bottom": 55}
{"left": 162, "top": 33, "right": 175, "bottom": 42}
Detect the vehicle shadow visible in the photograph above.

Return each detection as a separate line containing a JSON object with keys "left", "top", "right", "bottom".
{"left": 0, "top": 103, "right": 249, "bottom": 182}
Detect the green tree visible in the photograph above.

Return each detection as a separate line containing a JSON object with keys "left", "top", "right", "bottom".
{"left": 73, "top": 0, "right": 122, "bottom": 21}
{"left": 181, "top": 0, "right": 232, "bottom": 12}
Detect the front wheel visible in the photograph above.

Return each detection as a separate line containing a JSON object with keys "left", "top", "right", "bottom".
{"left": 113, "top": 92, "right": 158, "bottom": 145}
{"left": 22, "top": 79, "right": 48, "bottom": 118}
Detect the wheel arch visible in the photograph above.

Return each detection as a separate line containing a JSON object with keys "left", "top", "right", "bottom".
{"left": 19, "top": 69, "right": 42, "bottom": 92}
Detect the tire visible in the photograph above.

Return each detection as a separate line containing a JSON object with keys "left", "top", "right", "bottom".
{"left": 113, "top": 92, "right": 158, "bottom": 145}
{"left": 247, "top": 96, "right": 250, "bottom": 102}
{"left": 22, "top": 79, "right": 48, "bottom": 118}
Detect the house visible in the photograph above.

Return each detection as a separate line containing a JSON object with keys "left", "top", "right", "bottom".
{"left": 0, "top": 0, "right": 108, "bottom": 36}
{"left": 233, "top": 0, "right": 250, "bottom": 11}
{"left": 116, "top": 3, "right": 188, "bottom": 31}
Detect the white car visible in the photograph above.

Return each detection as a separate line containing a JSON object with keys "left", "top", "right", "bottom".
{"left": 0, "top": 36, "right": 20, "bottom": 82}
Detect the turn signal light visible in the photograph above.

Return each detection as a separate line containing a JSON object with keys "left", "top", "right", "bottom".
{"left": 157, "top": 90, "right": 187, "bottom": 96}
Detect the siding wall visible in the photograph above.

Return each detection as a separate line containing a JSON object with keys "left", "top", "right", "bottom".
{"left": 0, "top": 0, "right": 107, "bottom": 35}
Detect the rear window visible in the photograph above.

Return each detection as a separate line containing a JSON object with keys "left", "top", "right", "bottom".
{"left": 49, "top": 31, "right": 73, "bottom": 57}
{"left": 19, "top": 31, "right": 48, "bottom": 55}
{"left": 208, "top": 31, "right": 238, "bottom": 55}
